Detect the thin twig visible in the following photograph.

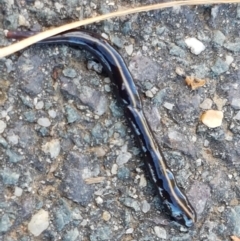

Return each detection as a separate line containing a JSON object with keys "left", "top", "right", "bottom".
{"left": 0, "top": 0, "right": 239, "bottom": 58}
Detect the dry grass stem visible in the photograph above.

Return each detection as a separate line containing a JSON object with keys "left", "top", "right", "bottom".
{"left": 0, "top": 0, "right": 239, "bottom": 58}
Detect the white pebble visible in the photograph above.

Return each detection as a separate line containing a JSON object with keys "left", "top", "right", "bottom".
{"left": 18, "top": 14, "right": 29, "bottom": 27}
{"left": 185, "top": 37, "right": 205, "bottom": 55}
{"left": 35, "top": 101, "right": 44, "bottom": 110}
{"left": 154, "top": 226, "right": 167, "bottom": 239}
{"left": 37, "top": 117, "right": 51, "bottom": 127}
{"left": 54, "top": 2, "right": 64, "bottom": 12}
{"left": 116, "top": 152, "right": 132, "bottom": 165}
{"left": 34, "top": 0, "right": 44, "bottom": 9}
{"left": 125, "top": 44, "right": 133, "bottom": 55}
{"left": 48, "top": 109, "right": 57, "bottom": 118}
{"left": 95, "top": 196, "right": 103, "bottom": 205}
{"left": 141, "top": 200, "right": 151, "bottom": 213}
{"left": 28, "top": 209, "right": 49, "bottom": 236}
{"left": 42, "top": 139, "right": 60, "bottom": 158}
{"left": 14, "top": 187, "right": 23, "bottom": 197}
{"left": 142, "top": 45, "right": 148, "bottom": 51}
{"left": 196, "top": 159, "right": 202, "bottom": 167}
{"left": 145, "top": 90, "right": 154, "bottom": 98}
{"left": 139, "top": 174, "right": 147, "bottom": 187}
{"left": 1, "top": 110, "right": 8, "bottom": 118}
{"left": 175, "top": 67, "right": 185, "bottom": 76}
{"left": 217, "top": 206, "right": 225, "bottom": 213}
{"left": 163, "top": 102, "right": 174, "bottom": 110}
{"left": 192, "top": 135, "right": 197, "bottom": 142}
{"left": 126, "top": 228, "right": 134, "bottom": 234}
{"left": 225, "top": 134, "right": 233, "bottom": 141}
{"left": 111, "top": 164, "right": 118, "bottom": 175}
{"left": 204, "top": 139, "right": 209, "bottom": 147}
{"left": 80, "top": 219, "right": 88, "bottom": 226}
{"left": 225, "top": 55, "right": 234, "bottom": 65}
{"left": 101, "top": 33, "right": 109, "bottom": 40}
{"left": 0, "top": 120, "right": 7, "bottom": 133}
{"left": 151, "top": 87, "right": 158, "bottom": 95}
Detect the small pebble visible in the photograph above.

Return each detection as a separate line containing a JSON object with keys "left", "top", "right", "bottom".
{"left": 141, "top": 200, "right": 151, "bottom": 213}
{"left": 102, "top": 211, "right": 111, "bottom": 221}
{"left": 151, "top": 87, "right": 158, "bottom": 95}
{"left": 204, "top": 139, "right": 209, "bottom": 147}
{"left": 37, "top": 118, "right": 51, "bottom": 127}
{"left": 213, "top": 30, "right": 226, "bottom": 46}
{"left": 35, "top": 101, "right": 44, "bottom": 110}
{"left": 6, "top": 149, "right": 23, "bottom": 163}
{"left": 63, "top": 228, "right": 79, "bottom": 241}
{"left": 154, "top": 226, "right": 167, "bottom": 239}
{"left": 233, "top": 111, "right": 240, "bottom": 121}
{"left": 163, "top": 102, "right": 174, "bottom": 110}
{"left": 101, "top": 33, "right": 109, "bottom": 40}
{"left": 231, "top": 98, "right": 240, "bottom": 110}
{"left": 7, "top": 133, "right": 19, "bottom": 145}
{"left": 139, "top": 174, "right": 147, "bottom": 187}
{"left": 211, "top": 58, "right": 229, "bottom": 75}
{"left": 201, "top": 110, "right": 223, "bottom": 128}
{"left": 213, "top": 95, "right": 227, "bottom": 111}
{"left": 175, "top": 67, "right": 185, "bottom": 76}
{"left": 185, "top": 37, "right": 205, "bottom": 55}
{"left": 196, "top": 159, "right": 202, "bottom": 167}
{"left": 28, "top": 209, "right": 49, "bottom": 237}
{"left": 116, "top": 152, "right": 132, "bottom": 165}
{"left": 125, "top": 44, "right": 133, "bottom": 55}
{"left": 1, "top": 169, "right": 20, "bottom": 185}
{"left": 111, "top": 164, "right": 118, "bottom": 175}
{"left": 63, "top": 68, "right": 77, "bottom": 78}
{"left": 18, "top": 14, "right": 29, "bottom": 27}
{"left": 87, "top": 60, "right": 103, "bottom": 73}
{"left": 48, "top": 109, "right": 57, "bottom": 118}
{"left": 225, "top": 55, "right": 234, "bottom": 65}
{"left": 95, "top": 196, "right": 103, "bottom": 205}
{"left": 122, "top": 197, "right": 140, "bottom": 212}
{"left": 0, "top": 120, "right": 7, "bottom": 133}
{"left": 42, "top": 139, "right": 61, "bottom": 158}
{"left": 0, "top": 137, "right": 8, "bottom": 148}
{"left": 200, "top": 98, "right": 213, "bottom": 109}
{"left": 145, "top": 90, "right": 154, "bottom": 98}
{"left": 104, "top": 77, "right": 111, "bottom": 83}
{"left": 80, "top": 219, "right": 88, "bottom": 227}
{"left": 34, "top": 1, "right": 43, "bottom": 9}
{"left": 0, "top": 214, "right": 12, "bottom": 233}
{"left": 126, "top": 228, "right": 134, "bottom": 234}
{"left": 218, "top": 206, "right": 225, "bottom": 213}
{"left": 142, "top": 45, "right": 148, "bottom": 51}
{"left": 104, "top": 84, "right": 111, "bottom": 92}
{"left": 14, "top": 187, "right": 23, "bottom": 197}
{"left": 94, "top": 147, "right": 106, "bottom": 157}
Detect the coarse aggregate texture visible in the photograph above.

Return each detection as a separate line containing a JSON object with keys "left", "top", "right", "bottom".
{"left": 0, "top": 1, "right": 240, "bottom": 240}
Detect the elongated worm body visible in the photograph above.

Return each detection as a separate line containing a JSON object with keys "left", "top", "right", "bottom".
{"left": 6, "top": 30, "right": 196, "bottom": 227}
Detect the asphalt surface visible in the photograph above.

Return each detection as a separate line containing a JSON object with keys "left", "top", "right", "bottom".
{"left": 0, "top": 1, "right": 240, "bottom": 241}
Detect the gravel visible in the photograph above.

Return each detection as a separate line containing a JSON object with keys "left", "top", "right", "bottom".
{"left": 28, "top": 209, "right": 49, "bottom": 237}
{"left": 1, "top": 1, "right": 240, "bottom": 240}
